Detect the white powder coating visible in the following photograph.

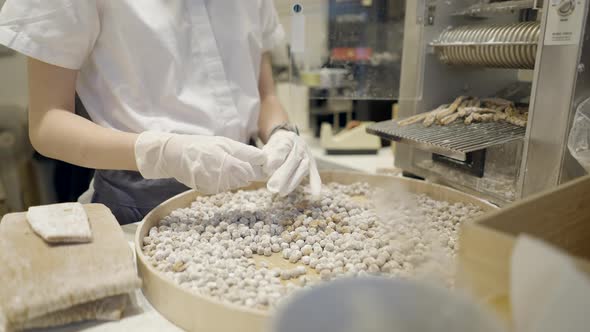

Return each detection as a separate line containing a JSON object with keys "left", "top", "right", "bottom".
{"left": 26, "top": 203, "right": 92, "bottom": 243}
{"left": 142, "top": 182, "right": 483, "bottom": 310}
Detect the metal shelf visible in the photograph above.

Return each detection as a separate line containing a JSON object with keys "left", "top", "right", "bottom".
{"left": 366, "top": 120, "right": 526, "bottom": 161}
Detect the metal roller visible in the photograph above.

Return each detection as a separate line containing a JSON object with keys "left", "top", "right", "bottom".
{"left": 431, "top": 22, "right": 540, "bottom": 69}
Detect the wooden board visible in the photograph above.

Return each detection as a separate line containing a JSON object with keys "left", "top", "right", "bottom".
{"left": 458, "top": 175, "right": 590, "bottom": 323}
{"left": 0, "top": 204, "right": 141, "bottom": 330}
{"left": 135, "top": 171, "right": 497, "bottom": 332}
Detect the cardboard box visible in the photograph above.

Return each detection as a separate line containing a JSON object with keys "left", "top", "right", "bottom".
{"left": 458, "top": 175, "right": 590, "bottom": 321}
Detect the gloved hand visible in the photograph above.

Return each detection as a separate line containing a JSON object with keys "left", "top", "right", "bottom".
{"left": 263, "top": 130, "right": 321, "bottom": 197}
{"left": 135, "top": 131, "right": 266, "bottom": 194}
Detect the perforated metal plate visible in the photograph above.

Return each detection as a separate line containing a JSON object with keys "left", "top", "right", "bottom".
{"left": 367, "top": 120, "right": 526, "bottom": 161}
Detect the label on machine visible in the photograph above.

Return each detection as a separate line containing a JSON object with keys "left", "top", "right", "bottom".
{"left": 544, "top": 0, "right": 586, "bottom": 45}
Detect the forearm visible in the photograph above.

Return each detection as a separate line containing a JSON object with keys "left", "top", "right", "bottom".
{"left": 258, "top": 95, "right": 288, "bottom": 143}
{"left": 29, "top": 109, "right": 138, "bottom": 170}
{"left": 257, "top": 52, "right": 289, "bottom": 143}
{"left": 27, "top": 57, "right": 138, "bottom": 171}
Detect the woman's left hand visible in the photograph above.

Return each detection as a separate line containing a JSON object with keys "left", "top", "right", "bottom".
{"left": 263, "top": 130, "right": 321, "bottom": 197}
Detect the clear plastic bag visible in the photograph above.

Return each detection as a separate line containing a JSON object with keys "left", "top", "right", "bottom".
{"left": 568, "top": 98, "right": 590, "bottom": 172}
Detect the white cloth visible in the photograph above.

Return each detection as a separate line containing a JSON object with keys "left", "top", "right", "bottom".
{"left": 263, "top": 130, "right": 322, "bottom": 197}
{"left": 76, "top": 179, "right": 95, "bottom": 205}
{"left": 0, "top": 0, "right": 284, "bottom": 143}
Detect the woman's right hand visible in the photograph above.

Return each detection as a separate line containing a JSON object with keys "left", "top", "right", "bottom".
{"left": 135, "top": 132, "right": 267, "bottom": 194}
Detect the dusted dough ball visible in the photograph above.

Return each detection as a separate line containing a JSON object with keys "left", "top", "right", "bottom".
{"left": 143, "top": 181, "right": 483, "bottom": 309}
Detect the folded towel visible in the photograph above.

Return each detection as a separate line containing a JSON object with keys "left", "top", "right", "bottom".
{"left": 0, "top": 204, "right": 141, "bottom": 331}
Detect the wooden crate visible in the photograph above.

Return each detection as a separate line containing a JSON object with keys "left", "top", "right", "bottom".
{"left": 458, "top": 175, "right": 590, "bottom": 321}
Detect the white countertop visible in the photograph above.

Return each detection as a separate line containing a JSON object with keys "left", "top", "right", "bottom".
{"left": 303, "top": 133, "right": 395, "bottom": 174}
{"left": 44, "top": 138, "right": 395, "bottom": 332}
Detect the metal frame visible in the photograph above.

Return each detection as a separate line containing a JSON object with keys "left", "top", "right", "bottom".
{"left": 519, "top": 1, "right": 590, "bottom": 196}
{"left": 393, "top": 0, "right": 589, "bottom": 205}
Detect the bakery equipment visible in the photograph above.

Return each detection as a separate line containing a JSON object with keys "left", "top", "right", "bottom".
{"left": 367, "top": 0, "right": 590, "bottom": 205}
{"left": 320, "top": 122, "right": 381, "bottom": 154}
{"left": 432, "top": 21, "right": 539, "bottom": 69}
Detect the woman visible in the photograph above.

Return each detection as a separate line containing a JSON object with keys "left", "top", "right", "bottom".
{"left": 0, "top": 1, "right": 320, "bottom": 224}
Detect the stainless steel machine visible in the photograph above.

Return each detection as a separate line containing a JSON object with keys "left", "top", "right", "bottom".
{"left": 368, "top": 0, "right": 590, "bottom": 205}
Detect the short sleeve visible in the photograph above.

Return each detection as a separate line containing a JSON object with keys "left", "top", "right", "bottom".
{"left": 260, "top": 0, "right": 285, "bottom": 52}
{"left": 0, "top": 0, "right": 99, "bottom": 69}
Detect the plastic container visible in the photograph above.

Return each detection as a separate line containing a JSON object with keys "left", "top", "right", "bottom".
{"left": 568, "top": 98, "right": 590, "bottom": 172}
{"left": 271, "top": 277, "right": 505, "bottom": 332}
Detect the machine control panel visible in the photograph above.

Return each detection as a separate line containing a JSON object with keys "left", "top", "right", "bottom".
{"left": 557, "top": 0, "right": 576, "bottom": 16}
{"left": 545, "top": 0, "right": 585, "bottom": 45}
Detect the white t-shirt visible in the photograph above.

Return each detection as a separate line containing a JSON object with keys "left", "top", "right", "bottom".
{"left": 0, "top": 0, "right": 285, "bottom": 143}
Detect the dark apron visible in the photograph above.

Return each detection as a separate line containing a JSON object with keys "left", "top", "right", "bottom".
{"left": 91, "top": 170, "right": 189, "bottom": 225}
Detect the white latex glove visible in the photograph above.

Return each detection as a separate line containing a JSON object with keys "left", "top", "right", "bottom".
{"left": 135, "top": 131, "right": 266, "bottom": 194}
{"left": 263, "top": 130, "right": 321, "bottom": 197}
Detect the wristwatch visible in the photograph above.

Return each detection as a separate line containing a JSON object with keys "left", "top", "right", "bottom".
{"left": 268, "top": 122, "right": 299, "bottom": 138}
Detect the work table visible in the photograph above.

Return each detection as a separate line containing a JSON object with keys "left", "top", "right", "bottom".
{"left": 43, "top": 138, "right": 395, "bottom": 331}
{"left": 303, "top": 133, "right": 394, "bottom": 174}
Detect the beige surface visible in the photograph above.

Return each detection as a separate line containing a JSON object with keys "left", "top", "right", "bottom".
{"left": 136, "top": 171, "right": 497, "bottom": 332}
{"left": 0, "top": 204, "right": 141, "bottom": 331}
{"left": 458, "top": 175, "right": 590, "bottom": 323}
